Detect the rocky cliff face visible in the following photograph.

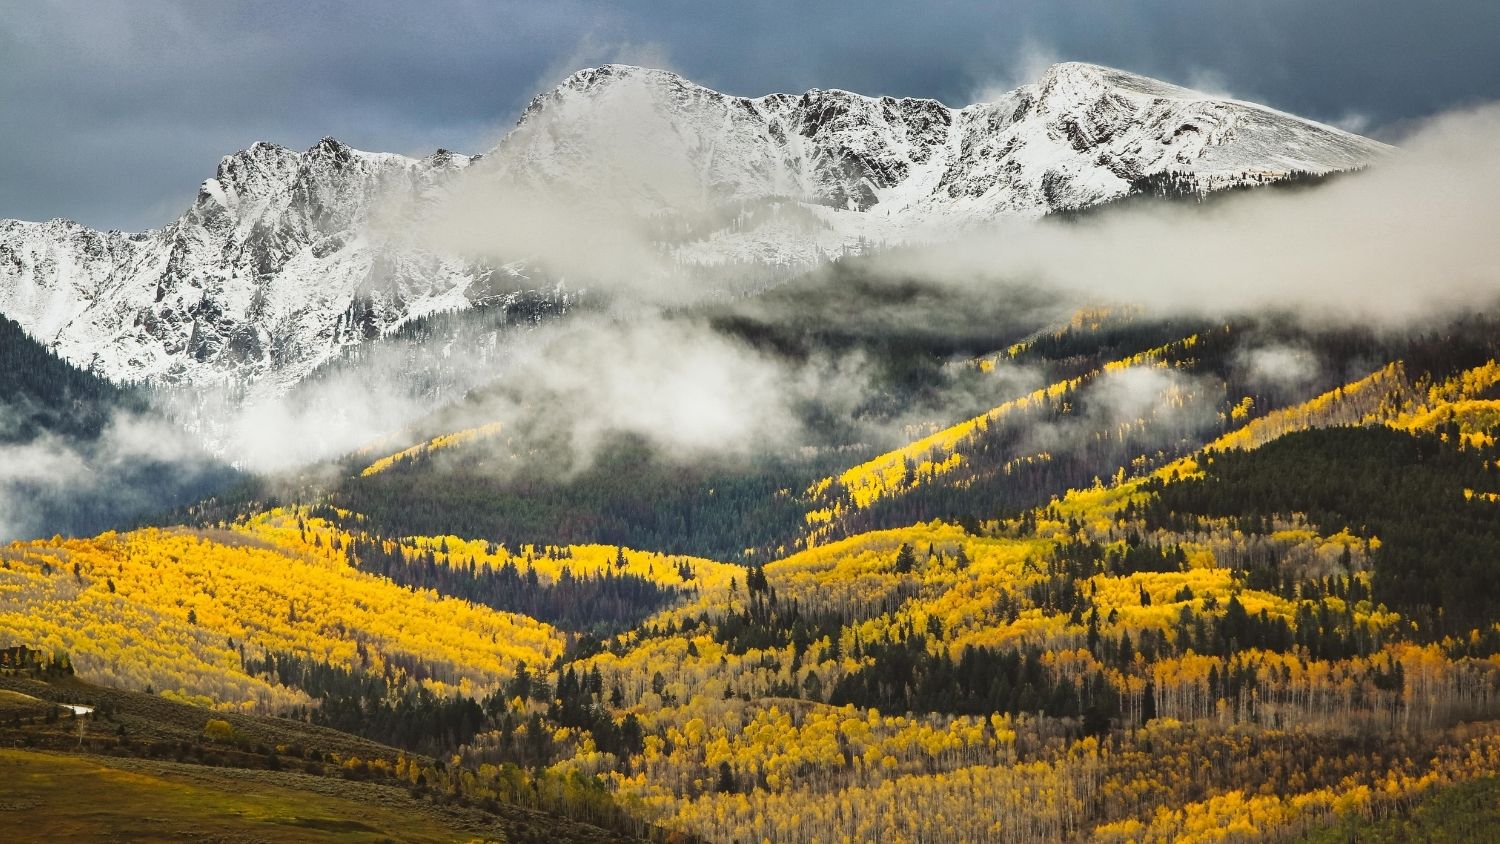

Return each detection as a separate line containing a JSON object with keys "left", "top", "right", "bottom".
{"left": 1, "top": 140, "right": 490, "bottom": 391}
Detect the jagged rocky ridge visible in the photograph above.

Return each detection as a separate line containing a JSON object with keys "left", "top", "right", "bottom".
{"left": 503, "top": 62, "right": 1385, "bottom": 223}
{"left": 0, "top": 62, "right": 1389, "bottom": 392}
{"left": 0, "top": 141, "right": 506, "bottom": 392}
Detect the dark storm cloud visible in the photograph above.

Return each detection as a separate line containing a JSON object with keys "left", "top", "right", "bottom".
{"left": 3, "top": 0, "right": 1498, "bottom": 230}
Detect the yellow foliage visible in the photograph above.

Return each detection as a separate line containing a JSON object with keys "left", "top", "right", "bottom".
{"left": 800, "top": 332, "right": 1208, "bottom": 540}
{"left": 1212, "top": 362, "right": 1411, "bottom": 453}
{"left": 400, "top": 533, "right": 741, "bottom": 594}
{"left": 202, "top": 718, "right": 236, "bottom": 742}
{"left": 0, "top": 513, "right": 562, "bottom": 708}
{"left": 360, "top": 421, "right": 505, "bottom": 476}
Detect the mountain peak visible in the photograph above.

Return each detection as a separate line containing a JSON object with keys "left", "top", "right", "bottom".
{"left": 505, "top": 61, "right": 1387, "bottom": 211}
{"left": 1036, "top": 60, "right": 1111, "bottom": 81}
{"left": 246, "top": 140, "right": 290, "bottom": 154}
{"left": 554, "top": 64, "right": 696, "bottom": 95}
{"left": 1030, "top": 60, "right": 1203, "bottom": 104}
{"left": 592, "top": 62, "right": 680, "bottom": 78}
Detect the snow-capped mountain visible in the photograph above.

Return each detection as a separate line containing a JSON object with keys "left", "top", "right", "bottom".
{"left": 487, "top": 62, "right": 1389, "bottom": 265}
{"left": 0, "top": 62, "right": 1389, "bottom": 392}
{"left": 0, "top": 140, "right": 496, "bottom": 391}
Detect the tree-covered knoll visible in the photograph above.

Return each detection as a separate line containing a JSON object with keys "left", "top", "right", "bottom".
{"left": 1146, "top": 425, "right": 1500, "bottom": 634}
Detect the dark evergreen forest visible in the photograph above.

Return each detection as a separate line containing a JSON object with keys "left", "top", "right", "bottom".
{"left": 0, "top": 315, "right": 238, "bottom": 539}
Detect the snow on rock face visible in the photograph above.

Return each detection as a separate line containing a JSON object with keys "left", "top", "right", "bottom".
{"left": 0, "top": 62, "right": 1389, "bottom": 392}
{"left": 499, "top": 61, "right": 1387, "bottom": 223}
{"left": 1, "top": 139, "right": 485, "bottom": 391}
{"left": 484, "top": 62, "right": 1387, "bottom": 269}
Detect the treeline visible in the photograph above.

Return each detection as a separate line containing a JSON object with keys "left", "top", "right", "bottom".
{"left": 829, "top": 637, "right": 1122, "bottom": 736}
{"left": 0, "top": 314, "right": 144, "bottom": 443}
{"left": 300, "top": 288, "right": 576, "bottom": 395}
{"left": 1050, "top": 169, "right": 1348, "bottom": 224}
{"left": 704, "top": 260, "right": 1060, "bottom": 382}
{"left": 1128, "top": 168, "right": 1339, "bottom": 201}
{"left": 338, "top": 433, "right": 834, "bottom": 562}
{"left": 345, "top": 534, "right": 686, "bottom": 635}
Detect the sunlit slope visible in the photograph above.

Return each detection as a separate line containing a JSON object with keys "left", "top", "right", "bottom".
{"left": 279, "top": 507, "right": 743, "bottom": 636}
{"left": 2, "top": 350, "right": 1497, "bottom": 844}
{"left": 0, "top": 749, "right": 500, "bottom": 844}
{"left": 576, "top": 522, "right": 1052, "bottom": 707}
{"left": 805, "top": 328, "right": 1500, "bottom": 548}
{"left": 0, "top": 503, "right": 755, "bottom": 713}
{"left": 1041, "top": 357, "right": 1500, "bottom": 531}
{"left": 799, "top": 329, "right": 1235, "bottom": 547}
{"left": 553, "top": 480, "right": 1500, "bottom": 844}
{"left": 0, "top": 512, "right": 564, "bottom": 710}
{"left": 360, "top": 421, "right": 507, "bottom": 476}
{"left": 398, "top": 531, "right": 742, "bottom": 593}
{"left": 807, "top": 334, "right": 1205, "bottom": 512}
{"left": 533, "top": 355, "right": 1500, "bottom": 844}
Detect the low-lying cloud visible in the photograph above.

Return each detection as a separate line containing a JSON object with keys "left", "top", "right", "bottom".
{"left": 0, "top": 408, "right": 229, "bottom": 541}
{"left": 1238, "top": 344, "right": 1321, "bottom": 391}
{"left": 868, "top": 103, "right": 1500, "bottom": 325}
{"left": 171, "top": 100, "right": 1500, "bottom": 483}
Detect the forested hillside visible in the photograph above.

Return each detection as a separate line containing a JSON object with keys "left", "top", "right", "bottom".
{"left": 0, "top": 315, "right": 238, "bottom": 540}
{"left": 0, "top": 314, "right": 144, "bottom": 442}
{"left": 8, "top": 295, "right": 1500, "bottom": 841}
{"left": 330, "top": 306, "right": 1500, "bottom": 565}
{"left": 332, "top": 268, "right": 1075, "bottom": 562}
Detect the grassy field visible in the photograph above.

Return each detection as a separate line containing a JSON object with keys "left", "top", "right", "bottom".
{"left": 0, "top": 673, "right": 399, "bottom": 761}
{"left": 0, "top": 688, "right": 54, "bottom": 718}
{"left": 0, "top": 748, "right": 501, "bottom": 842}
{"left": 0, "top": 674, "right": 641, "bottom": 843}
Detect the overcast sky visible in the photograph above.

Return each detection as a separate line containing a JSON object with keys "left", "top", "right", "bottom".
{"left": 4, "top": 1, "right": 1498, "bottom": 231}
